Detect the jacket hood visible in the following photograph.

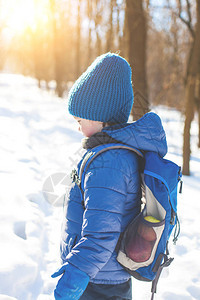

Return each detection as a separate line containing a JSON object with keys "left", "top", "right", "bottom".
{"left": 102, "top": 112, "right": 167, "bottom": 157}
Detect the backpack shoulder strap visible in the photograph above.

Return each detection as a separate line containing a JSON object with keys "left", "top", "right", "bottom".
{"left": 79, "top": 143, "right": 143, "bottom": 189}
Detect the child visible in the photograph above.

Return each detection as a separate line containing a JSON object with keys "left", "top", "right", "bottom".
{"left": 51, "top": 53, "right": 167, "bottom": 299}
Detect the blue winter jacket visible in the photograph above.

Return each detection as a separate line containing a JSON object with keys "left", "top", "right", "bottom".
{"left": 60, "top": 112, "right": 167, "bottom": 285}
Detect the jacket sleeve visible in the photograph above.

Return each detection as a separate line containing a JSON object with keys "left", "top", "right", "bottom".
{"left": 64, "top": 157, "right": 130, "bottom": 279}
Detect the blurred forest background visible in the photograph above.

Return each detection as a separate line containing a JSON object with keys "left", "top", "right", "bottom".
{"left": 0, "top": 0, "right": 199, "bottom": 175}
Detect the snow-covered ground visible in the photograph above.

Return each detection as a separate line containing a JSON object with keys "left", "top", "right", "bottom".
{"left": 0, "top": 74, "right": 199, "bottom": 300}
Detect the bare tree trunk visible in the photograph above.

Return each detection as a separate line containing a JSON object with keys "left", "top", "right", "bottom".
{"left": 49, "top": 0, "right": 64, "bottom": 97}
{"left": 116, "top": 1, "right": 121, "bottom": 51}
{"left": 33, "top": 0, "right": 43, "bottom": 88}
{"left": 76, "top": 0, "right": 81, "bottom": 78}
{"left": 198, "top": 107, "right": 200, "bottom": 148}
{"left": 106, "top": 0, "right": 114, "bottom": 52}
{"left": 183, "top": 0, "right": 200, "bottom": 175}
{"left": 32, "top": 32, "right": 42, "bottom": 88}
{"left": 94, "top": 0, "right": 102, "bottom": 56}
{"left": 126, "top": 0, "right": 149, "bottom": 120}
{"left": 183, "top": 76, "right": 195, "bottom": 175}
{"left": 121, "top": 2, "right": 129, "bottom": 59}
{"left": 196, "top": 74, "right": 200, "bottom": 148}
{"left": 87, "top": 0, "right": 92, "bottom": 66}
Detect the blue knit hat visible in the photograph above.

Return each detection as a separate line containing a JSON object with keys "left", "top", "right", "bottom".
{"left": 68, "top": 52, "right": 134, "bottom": 123}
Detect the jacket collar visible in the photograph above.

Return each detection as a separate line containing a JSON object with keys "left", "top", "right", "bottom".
{"left": 82, "top": 132, "right": 121, "bottom": 150}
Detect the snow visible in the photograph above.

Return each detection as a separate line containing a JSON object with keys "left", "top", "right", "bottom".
{"left": 0, "top": 73, "right": 200, "bottom": 300}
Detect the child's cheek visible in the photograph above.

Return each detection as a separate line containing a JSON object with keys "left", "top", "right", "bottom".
{"left": 84, "top": 127, "right": 96, "bottom": 137}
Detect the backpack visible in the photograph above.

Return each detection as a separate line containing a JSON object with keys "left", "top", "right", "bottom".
{"left": 71, "top": 143, "right": 183, "bottom": 300}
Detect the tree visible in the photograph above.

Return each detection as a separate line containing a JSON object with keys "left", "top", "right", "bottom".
{"left": 106, "top": 0, "right": 114, "bottom": 52}
{"left": 125, "top": 0, "right": 149, "bottom": 120}
{"left": 49, "top": 0, "right": 77, "bottom": 96}
{"left": 94, "top": 0, "right": 103, "bottom": 56}
{"left": 179, "top": 0, "right": 200, "bottom": 175}
{"left": 76, "top": 0, "right": 81, "bottom": 78}
{"left": 87, "top": 0, "right": 92, "bottom": 66}
{"left": 147, "top": 8, "right": 186, "bottom": 111}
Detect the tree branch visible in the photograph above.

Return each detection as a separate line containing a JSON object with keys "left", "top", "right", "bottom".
{"left": 186, "top": 0, "right": 192, "bottom": 24}
{"left": 177, "top": 0, "right": 195, "bottom": 38}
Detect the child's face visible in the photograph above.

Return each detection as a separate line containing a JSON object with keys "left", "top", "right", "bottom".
{"left": 74, "top": 117, "right": 103, "bottom": 137}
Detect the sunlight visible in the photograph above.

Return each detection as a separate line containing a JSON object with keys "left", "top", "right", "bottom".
{"left": 3, "top": 0, "right": 49, "bottom": 34}
{"left": 8, "top": 2, "right": 35, "bottom": 32}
